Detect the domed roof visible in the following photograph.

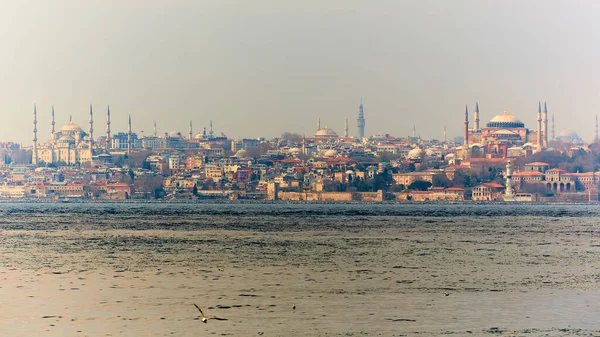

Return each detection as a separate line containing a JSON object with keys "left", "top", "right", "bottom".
{"left": 235, "top": 148, "right": 249, "bottom": 159}
{"left": 58, "top": 134, "right": 75, "bottom": 142}
{"left": 61, "top": 121, "right": 83, "bottom": 133}
{"left": 559, "top": 128, "right": 579, "bottom": 138}
{"left": 323, "top": 149, "right": 338, "bottom": 157}
{"left": 315, "top": 126, "right": 338, "bottom": 137}
{"left": 345, "top": 170, "right": 355, "bottom": 175}
{"left": 487, "top": 110, "right": 525, "bottom": 128}
{"left": 493, "top": 129, "right": 516, "bottom": 135}
{"left": 194, "top": 133, "right": 206, "bottom": 139}
{"left": 289, "top": 147, "right": 302, "bottom": 154}
{"left": 168, "top": 131, "right": 183, "bottom": 138}
{"left": 407, "top": 148, "right": 425, "bottom": 159}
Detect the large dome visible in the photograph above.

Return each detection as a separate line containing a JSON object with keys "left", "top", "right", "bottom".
{"left": 558, "top": 128, "right": 582, "bottom": 142}
{"left": 61, "top": 121, "right": 83, "bottom": 133}
{"left": 315, "top": 126, "right": 338, "bottom": 138}
{"left": 168, "top": 130, "right": 183, "bottom": 138}
{"left": 486, "top": 110, "right": 524, "bottom": 128}
{"left": 407, "top": 148, "right": 425, "bottom": 159}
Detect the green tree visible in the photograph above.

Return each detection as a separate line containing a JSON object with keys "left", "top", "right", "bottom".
{"left": 408, "top": 180, "right": 432, "bottom": 191}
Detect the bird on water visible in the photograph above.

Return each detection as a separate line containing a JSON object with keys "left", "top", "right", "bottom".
{"left": 194, "top": 304, "right": 228, "bottom": 323}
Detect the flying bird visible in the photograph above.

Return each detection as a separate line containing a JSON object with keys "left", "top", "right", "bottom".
{"left": 194, "top": 304, "right": 228, "bottom": 323}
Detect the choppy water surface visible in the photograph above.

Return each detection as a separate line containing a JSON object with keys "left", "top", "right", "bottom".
{"left": 2, "top": 202, "right": 600, "bottom": 336}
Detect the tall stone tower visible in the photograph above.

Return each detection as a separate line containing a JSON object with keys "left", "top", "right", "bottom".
{"left": 51, "top": 106, "right": 55, "bottom": 136}
{"left": 344, "top": 117, "right": 348, "bottom": 137}
{"left": 543, "top": 102, "right": 548, "bottom": 147}
{"left": 33, "top": 104, "right": 38, "bottom": 165}
{"left": 189, "top": 120, "right": 193, "bottom": 140}
{"left": 357, "top": 99, "right": 365, "bottom": 138}
{"left": 537, "top": 102, "right": 542, "bottom": 152}
{"left": 127, "top": 114, "right": 132, "bottom": 155}
{"left": 474, "top": 101, "right": 480, "bottom": 132}
{"left": 505, "top": 160, "right": 514, "bottom": 200}
{"left": 463, "top": 104, "right": 469, "bottom": 147}
{"left": 89, "top": 104, "right": 94, "bottom": 149}
{"left": 106, "top": 106, "right": 111, "bottom": 150}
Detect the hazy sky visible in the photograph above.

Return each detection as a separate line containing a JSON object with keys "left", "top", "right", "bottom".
{"left": 2, "top": 0, "right": 600, "bottom": 144}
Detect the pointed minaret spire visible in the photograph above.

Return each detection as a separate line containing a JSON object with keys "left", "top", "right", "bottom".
{"left": 317, "top": 117, "right": 321, "bottom": 131}
{"left": 542, "top": 102, "right": 548, "bottom": 147}
{"left": 106, "top": 105, "right": 111, "bottom": 150}
{"left": 443, "top": 124, "right": 447, "bottom": 143}
{"left": 33, "top": 104, "right": 38, "bottom": 165}
{"left": 189, "top": 120, "right": 193, "bottom": 139}
{"left": 463, "top": 104, "right": 469, "bottom": 148}
{"left": 552, "top": 114, "right": 556, "bottom": 140}
{"left": 153, "top": 120, "right": 157, "bottom": 137}
{"left": 357, "top": 99, "right": 365, "bottom": 138}
{"left": 209, "top": 120, "right": 213, "bottom": 137}
{"left": 474, "top": 101, "right": 480, "bottom": 132}
{"left": 412, "top": 125, "right": 416, "bottom": 138}
{"left": 89, "top": 104, "right": 94, "bottom": 149}
{"left": 127, "top": 114, "right": 132, "bottom": 155}
{"left": 537, "top": 102, "right": 543, "bottom": 152}
{"left": 344, "top": 117, "right": 348, "bottom": 137}
{"left": 51, "top": 105, "right": 55, "bottom": 136}
{"left": 69, "top": 114, "right": 72, "bottom": 123}
{"left": 594, "top": 115, "right": 598, "bottom": 143}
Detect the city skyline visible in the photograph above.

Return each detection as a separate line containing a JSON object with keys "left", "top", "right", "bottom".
{"left": 2, "top": 1, "right": 600, "bottom": 143}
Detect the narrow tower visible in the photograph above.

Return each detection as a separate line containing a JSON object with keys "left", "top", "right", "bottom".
{"left": 474, "top": 101, "right": 480, "bottom": 132}
{"left": 412, "top": 125, "right": 416, "bottom": 138}
{"left": 357, "top": 99, "right": 365, "bottom": 138}
{"left": 209, "top": 120, "right": 214, "bottom": 137}
{"left": 344, "top": 117, "right": 348, "bottom": 137}
{"left": 189, "top": 120, "right": 193, "bottom": 140}
{"left": 106, "top": 106, "right": 111, "bottom": 150}
{"left": 127, "top": 114, "right": 132, "bottom": 155}
{"left": 537, "top": 102, "right": 542, "bottom": 152}
{"left": 443, "top": 125, "right": 447, "bottom": 143}
{"left": 594, "top": 115, "right": 598, "bottom": 143}
{"left": 33, "top": 104, "right": 38, "bottom": 165}
{"left": 552, "top": 114, "right": 556, "bottom": 140}
{"left": 153, "top": 120, "right": 157, "bottom": 137}
{"left": 317, "top": 117, "right": 321, "bottom": 131}
{"left": 463, "top": 104, "right": 469, "bottom": 147}
{"left": 505, "top": 160, "right": 514, "bottom": 200}
{"left": 51, "top": 105, "right": 55, "bottom": 136}
{"left": 543, "top": 102, "right": 548, "bottom": 147}
{"left": 89, "top": 104, "right": 94, "bottom": 149}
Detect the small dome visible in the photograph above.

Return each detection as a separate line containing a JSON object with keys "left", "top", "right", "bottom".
{"left": 168, "top": 131, "right": 183, "bottom": 138}
{"left": 559, "top": 128, "right": 579, "bottom": 139}
{"left": 58, "top": 134, "right": 75, "bottom": 142}
{"left": 407, "top": 148, "right": 425, "bottom": 159}
{"left": 323, "top": 149, "right": 338, "bottom": 157}
{"left": 235, "top": 148, "right": 249, "bottom": 159}
{"left": 493, "top": 129, "right": 516, "bottom": 135}
{"left": 345, "top": 170, "right": 355, "bottom": 175}
{"left": 61, "top": 121, "right": 83, "bottom": 133}
{"left": 315, "top": 126, "right": 338, "bottom": 138}
{"left": 194, "top": 133, "right": 206, "bottom": 139}
{"left": 487, "top": 110, "right": 524, "bottom": 128}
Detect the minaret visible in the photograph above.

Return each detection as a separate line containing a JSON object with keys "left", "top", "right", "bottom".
{"left": 89, "top": 104, "right": 94, "bottom": 149}
{"left": 106, "top": 105, "right": 111, "bottom": 150}
{"left": 443, "top": 125, "right": 447, "bottom": 143}
{"left": 127, "top": 114, "right": 132, "bottom": 155}
{"left": 551, "top": 114, "right": 555, "bottom": 140}
{"left": 463, "top": 104, "right": 469, "bottom": 147}
{"left": 189, "top": 120, "right": 193, "bottom": 139}
{"left": 543, "top": 102, "right": 548, "bottom": 147}
{"left": 357, "top": 98, "right": 365, "bottom": 138}
{"left": 505, "top": 160, "right": 514, "bottom": 200}
{"left": 51, "top": 105, "right": 55, "bottom": 136}
{"left": 594, "top": 115, "right": 598, "bottom": 143}
{"left": 153, "top": 120, "right": 157, "bottom": 137}
{"left": 33, "top": 104, "right": 38, "bottom": 165}
{"left": 537, "top": 102, "right": 542, "bottom": 152}
{"left": 344, "top": 117, "right": 348, "bottom": 137}
{"left": 474, "top": 101, "right": 480, "bottom": 132}
{"left": 412, "top": 125, "right": 416, "bottom": 138}
{"left": 209, "top": 120, "right": 213, "bottom": 137}
{"left": 317, "top": 117, "right": 321, "bottom": 131}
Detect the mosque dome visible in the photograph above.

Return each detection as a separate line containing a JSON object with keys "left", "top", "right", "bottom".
{"left": 194, "top": 133, "right": 205, "bottom": 139}
{"left": 323, "top": 149, "right": 338, "bottom": 157}
{"left": 345, "top": 170, "right": 355, "bottom": 175}
{"left": 407, "top": 148, "right": 425, "bottom": 159}
{"left": 289, "top": 147, "right": 302, "bottom": 155}
{"left": 61, "top": 121, "right": 83, "bottom": 133}
{"left": 58, "top": 134, "right": 75, "bottom": 142}
{"left": 558, "top": 129, "right": 582, "bottom": 142}
{"left": 168, "top": 131, "right": 183, "bottom": 138}
{"left": 315, "top": 126, "right": 338, "bottom": 138}
{"left": 235, "top": 148, "right": 249, "bottom": 159}
{"left": 486, "top": 110, "right": 525, "bottom": 128}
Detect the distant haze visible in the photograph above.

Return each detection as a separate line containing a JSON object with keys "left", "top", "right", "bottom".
{"left": 2, "top": 0, "right": 600, "bottom": 144}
